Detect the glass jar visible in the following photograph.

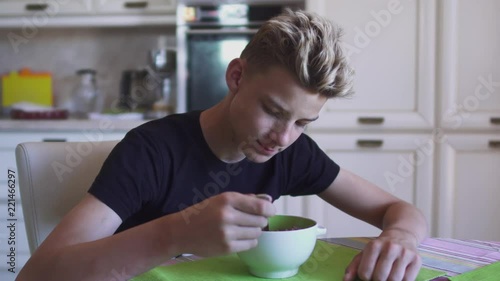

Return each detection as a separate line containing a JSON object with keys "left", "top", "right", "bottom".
{"left": 71, "top": 69, "right": 103, "bottom": 118}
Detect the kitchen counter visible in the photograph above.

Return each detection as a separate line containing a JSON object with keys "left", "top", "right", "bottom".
{"left": 0, "top": 119, "right": 148, "bottom": 132}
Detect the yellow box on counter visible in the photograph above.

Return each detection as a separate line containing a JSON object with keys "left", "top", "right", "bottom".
{"left": 1, "top": 68, "right": 53, "bottom": 107}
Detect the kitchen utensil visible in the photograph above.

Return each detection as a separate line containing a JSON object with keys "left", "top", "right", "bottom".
{"left": 148, "top": 48, "right": 176, "bottom": 73}
{"left": 256, "top": 194, "right": 272, "bottom": 231}
{"left": 119, "top": 68, "right": 159, "bottom": 113}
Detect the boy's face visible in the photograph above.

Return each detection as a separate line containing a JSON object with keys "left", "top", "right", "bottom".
{"left": 227, "top": 61, "right": 327, "bottom": 163}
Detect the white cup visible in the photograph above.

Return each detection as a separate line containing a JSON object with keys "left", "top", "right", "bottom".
{"left": 237, "top": 215, "right": 327, "bottom": 279}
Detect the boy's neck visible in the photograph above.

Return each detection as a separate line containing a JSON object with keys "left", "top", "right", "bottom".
{"left": 200, "top": 98, "right": 246, "bottom": 163}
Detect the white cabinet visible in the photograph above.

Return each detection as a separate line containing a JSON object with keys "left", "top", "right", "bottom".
{"left": 302, "top": 133, "right": 434, "bottom": 238}
{"left": 438, "top": 0, "right": 500, "bottom": 130}
{"left": 433, "top": 0, "right": 500, "bottom": 240}
{"left": 436, "top": 134, "right": 500, "bottom": 240}
{"left": 95, "top": 0, "right": 176, "bottom": 14}
{"left": 0, "top": 0, "right": 92, "bottom": 16}
{"left": 0, "top": 0, "right": 176, "bottom": 27}
{"left": 307, "top": 0, "right": 436, "bottom": 130}
{"left": 303, "top": 0, "right": 500, "bottom": 240}
{"left": 303, "top": 0, "right": 437, "bottom": 237}
{"left": 0, "top": 0, "right": 176, "bottom": 16}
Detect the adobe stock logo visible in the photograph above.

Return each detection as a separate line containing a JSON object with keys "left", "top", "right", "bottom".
{"left": 442, "top": 74, "right": 500, "bottom": 129}
{"left": 384, "top": 74, "right": 499, "bottom": 190}
{"left": 107, "top": 266, "right": 134, "bottom": 281}
{"left": 343, "top": 0, "right": 404, "bottom": 57}
{"left": 7, "top": 0, "right": 92, "bottom": 53}
{"left": 50, "top": 120, "right": 116, "bottom": 182}
{"left": 299, "top": 242, "right": 336, "bottom": 277}
{"left": 178, "top": 163, "right": 243, "bottom": 224}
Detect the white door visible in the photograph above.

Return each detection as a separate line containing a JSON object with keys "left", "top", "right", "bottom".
{"left": 438, "top": 0, "right": 500, "bottom": 130}
{"left": 306, "top": 0, "right": 436, "bottom": 130}
{"left": 436, "top": 134, "right": 500, "bottom": 240}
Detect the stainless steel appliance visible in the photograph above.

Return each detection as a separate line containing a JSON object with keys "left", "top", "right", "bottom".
{"left": 119, "top": 48, "right": 176, "bottom": 118}
{"left": 176, "top": 0, "right": 305, "bottom": 113}
{"left": 148, "top": 48, "right": 177, "bottom": 118}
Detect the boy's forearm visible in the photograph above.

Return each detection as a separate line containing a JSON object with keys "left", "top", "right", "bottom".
{"left": 17, "top": 214, "right": 180, "bottom": 281}
{"left": 381, "top": 201, "right": 428, "bottom": 246}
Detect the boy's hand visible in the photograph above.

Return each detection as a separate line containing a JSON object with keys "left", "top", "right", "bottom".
{"left": 170, "top": 192, "right": 275, "bottom": 257}
{"left": 343, "top": 230, "right": 422, "bottom": 281}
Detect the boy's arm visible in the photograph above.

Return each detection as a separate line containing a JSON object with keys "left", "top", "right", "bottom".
{"left": 17, "top": 194, "right": 172, "bottom": 281}
{"left": 17, "top": 192, "right": 274, "bottom": 281}
{"left": 318, "top": 168, "right": 428, "bottom": 281}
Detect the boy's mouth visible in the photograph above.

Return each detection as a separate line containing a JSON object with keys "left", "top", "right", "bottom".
{"left": 256, "top": 140, "right": 276, "bottom": 155}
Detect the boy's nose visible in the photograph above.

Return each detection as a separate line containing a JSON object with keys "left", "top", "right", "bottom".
{"left": 272, "top": 122, "right": 293, "bottom": 147}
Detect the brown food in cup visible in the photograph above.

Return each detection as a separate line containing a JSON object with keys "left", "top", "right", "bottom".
{"left": 264, "top": 226, "right": 301, "bottom": 232}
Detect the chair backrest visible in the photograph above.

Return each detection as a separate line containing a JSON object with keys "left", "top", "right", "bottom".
{"left": 16, "top": 141, "right": 118, "bottom": 254}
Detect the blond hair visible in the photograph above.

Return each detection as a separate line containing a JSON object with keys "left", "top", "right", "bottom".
{"left": 240, "top": 9, "right": 354, "bottom": 98}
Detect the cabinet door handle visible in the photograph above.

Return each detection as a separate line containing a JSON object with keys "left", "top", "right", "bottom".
{"left": 490, "top": 117, "right": 500, "bottom": 125}
{"left": 43, "top": 138, "right": 67, "bottom": 142}
{"left": 25, "top": 3, "right": 48, "bottom": 11}
{"left": 358, "top": 117, "right": 385, "bottom": 125}
{"left": 356, "top": 139, "right": 383, "bottom": 148}
{"left": 489, "top": 140, "right": 500, "bottom": 149}
{"left": 124, "top": 1, "right": 148, "bottom": 9}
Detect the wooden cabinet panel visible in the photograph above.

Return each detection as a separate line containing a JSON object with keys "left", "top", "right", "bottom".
{"left": 303, "top": 133, "right": 434, "bottom": 238}
{"left": 94, "top": 0, "right": 176, "bottom": 14}
{"left": 0, "top": 0, "right": 92, "bottom": 16}
{"left": 0, "top": 0, "right": 176, "bottom": 27}
{"left": 0, "top": 149, "right": 16, "bottom": 174}
{"left": 307, "top": 0, "right": 436, "bottom": 130}
{"left": 438, "top": 0, "right": 500, "bottom": 130}
{"left": 436, "top": 134, "right": 500, "bottom": 240}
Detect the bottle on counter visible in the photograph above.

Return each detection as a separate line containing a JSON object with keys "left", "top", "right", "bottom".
{"left": 71, "top": 69, "right": 104, "bottom": 118}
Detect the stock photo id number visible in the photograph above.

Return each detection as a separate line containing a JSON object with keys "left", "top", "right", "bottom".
{"left": 5, "top": 169, "right": 17, "bottom": 274}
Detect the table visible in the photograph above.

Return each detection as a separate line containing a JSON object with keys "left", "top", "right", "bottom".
{"left": 324, "top": 237, "right": 500, "bottom": 280}
{"left": 167, "top": 237, "right": 500, "bottom": 280}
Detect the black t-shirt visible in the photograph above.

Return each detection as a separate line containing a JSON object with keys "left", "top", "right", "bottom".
{"left": 88, "top": 111, "right": 340, "bottom": 232}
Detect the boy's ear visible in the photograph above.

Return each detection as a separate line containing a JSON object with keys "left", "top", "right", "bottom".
{"left": 226, "top": 58, "right": 245, "bottom": 94}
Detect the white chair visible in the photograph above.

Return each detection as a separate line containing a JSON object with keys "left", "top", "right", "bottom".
{"left": 15, "top": 141, "right": 119, "bottom": 254}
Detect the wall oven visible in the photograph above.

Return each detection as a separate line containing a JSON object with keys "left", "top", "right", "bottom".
{"left": 176, "top": 0, "right": 305, "bottom": 113}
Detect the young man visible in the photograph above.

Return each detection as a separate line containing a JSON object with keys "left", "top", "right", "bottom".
{"left": 17, "top": 9, "right": 427, "bottom": 281}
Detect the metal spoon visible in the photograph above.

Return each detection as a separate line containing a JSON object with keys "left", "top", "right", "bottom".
{"left": 256, "top": 194, "right": 272, "bottom": 231}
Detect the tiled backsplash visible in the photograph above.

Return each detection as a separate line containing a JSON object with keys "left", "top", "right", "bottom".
{"left": 0, "top": 26, "right": 176, "bottom": 112}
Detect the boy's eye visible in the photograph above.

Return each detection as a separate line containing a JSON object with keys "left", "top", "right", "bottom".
{"left": 272, "top": 111, "right": 282, "bottom": 117}
{"left": 296, "top": 121, "right": 308, "bottom": 128}
{"left": 264, "top": 105, "right": 282, "bottom": 118}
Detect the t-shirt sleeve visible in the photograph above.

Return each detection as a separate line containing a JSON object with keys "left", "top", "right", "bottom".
{"left": 88, "top": 129, "right": 163, "bottom": 221}
{"left": 283, "top": 134, "right": 340, "bottom": 196}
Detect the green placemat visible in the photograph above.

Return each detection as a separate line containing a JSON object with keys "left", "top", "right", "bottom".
{"left": 449, "top": 261, "right": 500, "bottom": 281}
{"left": 133, "top": 241, "right": 445, "bottom": 281}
